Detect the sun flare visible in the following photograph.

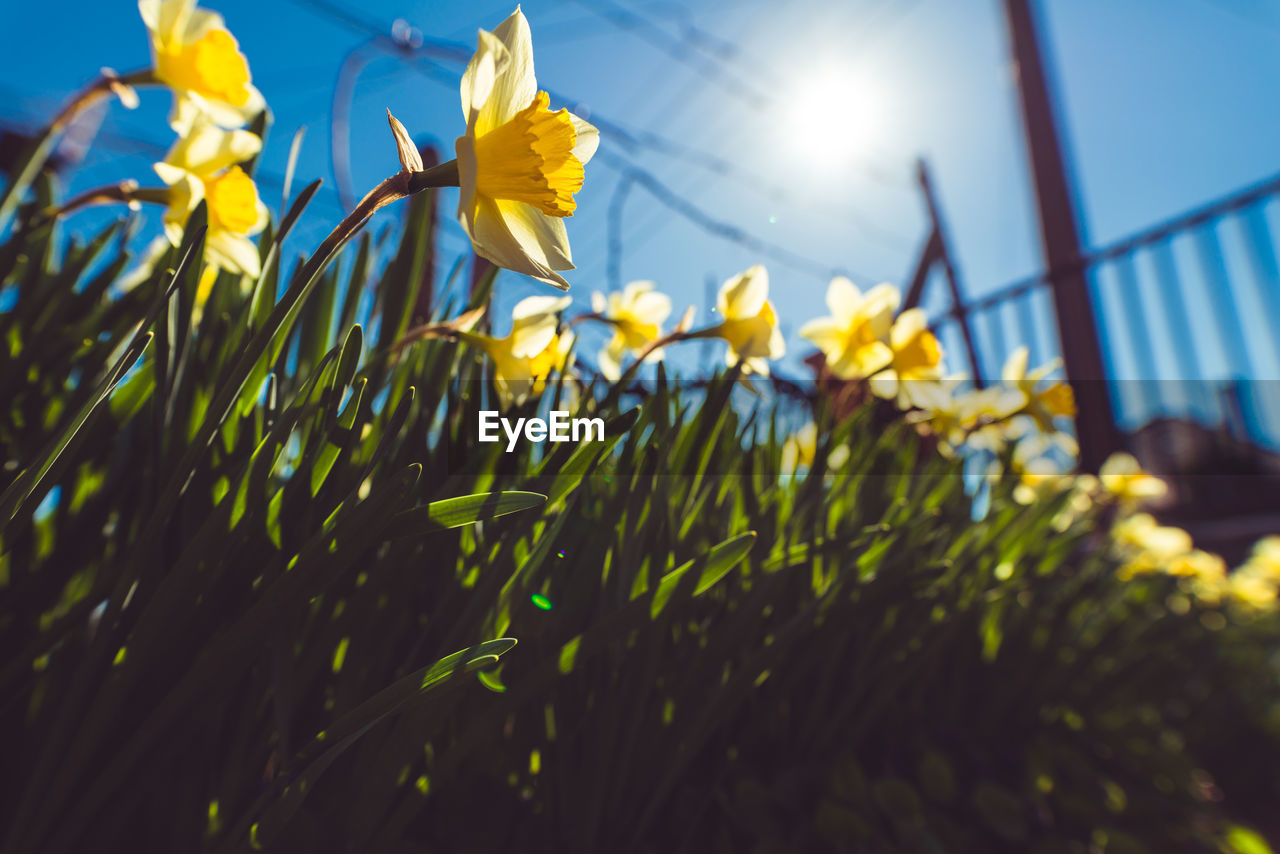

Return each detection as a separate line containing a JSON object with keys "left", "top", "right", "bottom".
{"left": 785, "top": 66, "right": 883, "bottom": 168}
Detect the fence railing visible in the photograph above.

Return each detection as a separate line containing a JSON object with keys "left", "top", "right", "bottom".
{"left": 919, "top": 169, "right": 1280, "bottom": 452}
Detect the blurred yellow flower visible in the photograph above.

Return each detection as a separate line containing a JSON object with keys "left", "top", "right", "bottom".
{"left": 154, "top": 116, "right": 267, "bottom": 278}
{"left": 591, "top": 281, "right": 672, "bottom": 381}
{"left": 1240, "top": 536, "right": 1280, "bottom": 580}
{"left": 1001, "top": 347, "right": 1076, "bottom": 432}
{"left": 708, "top": 265, "right": 785, "bottom": 375}
{"left": 780, "top": 422, "right": 817, "bottom": 475}
{"left": 528, "top": 329, "right": 576, "bottom": 394}
{"left": 868, "top": 307, "right": 944, "bottom": 408}
{"left": 1226, "top": 537, "right": 1280, "bottom": 611}
{"left": 1112, "top": 513, "right": 1194, "bottom": 579}
{"left": 1011, "top": 457, "right": 1074, "bottom": 506}
{"left": 461, "top": 295, "right": 572, "bottom": 408}
{"left": 779, "top": 422, "right": 849, "bottom": 476}
{"left": 799, "top": 277, "right": 897, "bottom": 380}
{"left": 907, "top": 381, "right": 1023, "bottom": 456}
{"left": 1228, "top": 570, "right": 1277, "bottom": 610}
{"left": 1168, "top": 548, "right": 1226, "bottom": 580}
{"left": 1098, "top": 452, "right": 1167, "bottom": 506}
{"left": 139, "top": 0, "right": 265, "bottom": 134}
{"left": 455, "top": 9, "right": 599, "bottom": 289}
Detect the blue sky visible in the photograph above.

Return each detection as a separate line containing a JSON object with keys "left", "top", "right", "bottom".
{"left": 3, "top": 0, "right": 1280, "bottom": 396}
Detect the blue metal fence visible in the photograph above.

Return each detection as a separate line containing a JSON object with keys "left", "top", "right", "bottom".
{"left": 926, "top": 170, "right": 1280, "bottom": 450}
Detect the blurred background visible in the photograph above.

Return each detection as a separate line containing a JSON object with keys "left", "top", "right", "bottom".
{"left": 3, "top": 0, "right": 1279, "bottom": 535}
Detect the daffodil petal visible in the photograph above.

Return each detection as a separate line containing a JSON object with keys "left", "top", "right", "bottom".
{"left": 570, "top": 114, "right": 600, "bottom": 164}
{"left": 630, "top": 290, "right": 672, "bottom": 325}
{"left": 497, "top": 198, "right": 573, "bottom": 268}
{"left": 718, "top": 265, "right": 767, "bottom": 320}
{"left": 890, "top": 307, "right": 928, "bottom": 348}
{"left": 825, "top": 276, "right": 863, "bottom": 323}
{"left": 598, "top": 339, "right": 625, "bottom": 382}
{"left": 1003, "top": 346, "right": 1029, "bottom": 383}
{"left": 206, "top": 229, "right": 260, "bottom": 277}
{"left": 179, "top": 6, "right": 224, "bottom": 43}
{"left": 459, "top": 29, "right": 506, "bottom": 132}
{"left": 767, "top": 323, "right": 786, "bottom": 359}
{"left": 164, "top": 119, "right": 261, "bottom": 177}
{"left": 462, "top": 196, "right": 567, "bottom": 288}
{"left": 483, "top": 9, "right": 538, "bottom": 132}
{"left": 513, "top": 294, "right": 572, "bottom": 321}
{"left": 250, "top": 197, "right": 270, "bottom": 235}
{"left": 799, "top": 317, "right": 843, "bottom": 351}
{"left": 510, "top": 303, "right": 566, "bottom": 359}
{"left": 169, "top": 85, "right": 265, "bottom": 135}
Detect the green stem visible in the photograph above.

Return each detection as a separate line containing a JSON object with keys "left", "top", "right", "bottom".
{"left": 5, "top": 164, "right": 457, "bottom": 854}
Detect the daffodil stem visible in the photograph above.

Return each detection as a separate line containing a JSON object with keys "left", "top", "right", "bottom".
{"left": 567, "top": 312, "right": 610, "bottom": 329}
{"left": 38, "top": 183, "right": 170, "bottom": 225}
{"left": 406, "top": 159, "right": 460, "bottom": 193}
{"left": 0, "top": 68, "right": 155, "bottom": 235}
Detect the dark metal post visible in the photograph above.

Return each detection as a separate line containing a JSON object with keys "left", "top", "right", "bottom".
{"left": 1001, "top": 0, "right": 1118, "bottom": 469}
{"left": 915, "top": 160, "right": 986, "bottom": 387}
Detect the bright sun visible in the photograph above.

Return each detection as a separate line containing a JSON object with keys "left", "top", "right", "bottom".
{"left": 785, "top": 66, "right": 884, "bottom": 169}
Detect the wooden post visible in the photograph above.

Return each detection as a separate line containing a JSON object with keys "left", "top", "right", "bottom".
{"left": 1001, "top": 0, "right": 1118, "bottom": 469}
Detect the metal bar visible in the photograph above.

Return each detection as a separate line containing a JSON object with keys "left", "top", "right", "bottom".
{"left": 903, "top": 229, "right": 942, "bottom": 311}
{"left": 1238, "top": 204, "right": 1280, "bottom": 374}
{"left": 1111, "top": 253, "right": 1162, "bottom": 419}
{"left": 1193, "top": 223, "right": 1255, "bottom": 380}
{"left": 1017, "top": 289, "right": 1043, "bottom": 370}
{"left": 1090, "top": 170, "right": 1280, "bottom": 263}
{"left": 982, "top": 304, "right": 1007, "bottom": 380}
{"left": 915, "top": 161, "right": 985, "bottom": 387}
{"left": 1001, "top": 0, "right": 1117, "bottom": 468}
{"left": 1150, "top": 239, "right": 1211, "bottom": 420}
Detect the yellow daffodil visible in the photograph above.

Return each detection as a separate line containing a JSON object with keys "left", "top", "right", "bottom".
{"left": 591, "top": 281, "right": 672, "bottom": 381}
{"left": 455, "top": 8, "right": 599, "bottom": 289}
{"left": 868, "top": 307, "right": 945, "bottom": 408}
{"left": 1228, "top": 568, "right": 1277, "bottom": 610}
{"left": 528, "top": 328, "right": 576, "bottom": 394}
{"left": 461, "top": 295, "right": 572, "bottom": 408}
{"left": 779, "top": 422, "right": 849, "bottom": 476}
{"left": 1167, "top": 549, "right": 1226, "bottom": 580}
{"left": 799, "top": 277, "right": 898, "bottom": 380}
{"left": 781, "top": 422, "right": 816, "bottom": 476}
{"left": 1001, "top": 347, "right": 1076, "bottom": 432}
{"left": 139, "top": 0, "right": 265, "bottom": 134}
{"left": 706, "top": 265, "right": 785, "bottom": 375}
{"left": 1112, "top": 513, "right": 1195, "bottom": 580}
{"left": 1240, "top": 536, "right": 1280, "bottom": 581}
{"left": 1224, "top": 537, "right": 1280, "bottom": 611}
{"left": 1011, "top": 457, "right": 1073, "bottom": 506}
{"left": 907, "top": 381, "right": 1024, "bottom": 456}
{"left": 1098, "top": 452, "right": 1167, "bottom": 506}
{"left": 154, "top": 115, "right": 267, "bottom": 278}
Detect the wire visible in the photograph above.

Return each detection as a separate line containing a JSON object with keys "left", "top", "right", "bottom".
{"left": 330, "top": 38, "right": 384, "bottom": 211}
{"left": 289, "top": 0, "right": 912, "bottom": 232}
{"left": 270, "top": 0, "right": 915, "bottom": 288}
{"left": 595, "top": 147, "right": 874, "bottom": 283}
{"left": 567, "top": 0, "right": 772, "bottom": 110}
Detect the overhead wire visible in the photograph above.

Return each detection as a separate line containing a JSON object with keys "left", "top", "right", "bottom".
{"left": 289, "top": 0, "right": 916, "bottom": 284}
